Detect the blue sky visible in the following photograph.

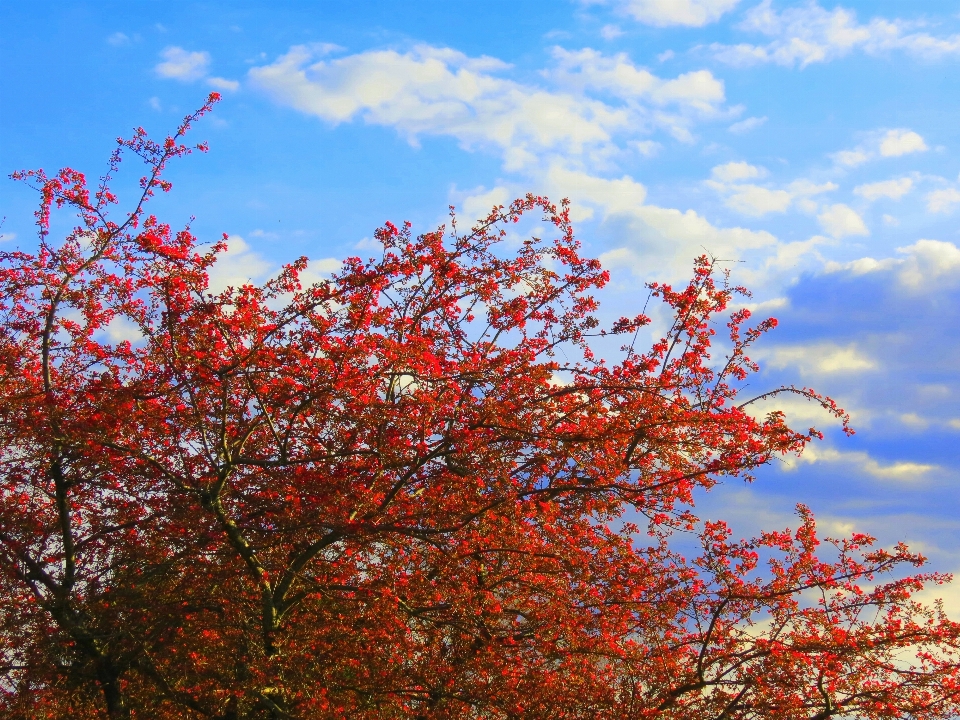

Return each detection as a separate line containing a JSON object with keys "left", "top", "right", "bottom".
{"left": 2, "top": 0, "right": 959, "bottom": 607}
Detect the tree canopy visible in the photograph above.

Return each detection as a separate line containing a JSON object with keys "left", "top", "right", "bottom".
{"left": 2, "top": 96, "right": 959, "bottom": 720}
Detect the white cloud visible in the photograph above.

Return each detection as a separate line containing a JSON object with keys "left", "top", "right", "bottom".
{"left": 208, "top": 76, "right": 240, "bottom": 91}
{"left": 249, "top": 44, "right": 731, "bottom": 170}
{"left": 104, "top": 316, "right": 143, "bottom": 344}
{"left": 765, "top": 342, "right": 877, "bottom": 375}
{"left": 824, "top": 256, "right": 897, "bottom": 276}
{"left": 107, "top": 32, "right": 130, "bottom": 46}
{"left": 534, "top": 165, "right": 775, "bottom": 278}
{"left": 724, "top": 185, "right": 792, "bottom": 215}
{"left": 832, "top": 149, "right": 871, "bottom": 168}
{"left": 711, "top": 0, "right": 960, "bottom": 67}
{"left": 818, "top": 203, "right": 868, "bottom": 238}
{"left": 545, "top": 164, "right": 648, "bottom": 219}
{"left": 296, "top": 258, "right": 344, "bottom": 287}
{"left": 631, "top": 139, "right": 661, "bottom": 156}
{"left": 251, "top": 44, "right": 620, "bottom": 171}
{"left": 792, "top": 446, "right": 936, "bottom": 481}
{"left": 155, "top": 46, "right": 211, "bottom": 82}
{"left": 459, "top": 185, "right": 512, "bottom": 224}
{"left": 928, "top": 188, "right": 960, "bottom": 213}
{"left": 832, "top": 128, "right": 927, "bottom": 167}
{"left": 825, "top": 239, "right": 960, "bottom": 292}
{"left": 899, "top": 412, "right": 929, "bottom": 430}
{"left": 588, "top": 0, "right": 742, "bottom": 27}
{"left": 707, "top": 165, "right": 836, "bottom": 217}
{"left": 896, "top": 239, "right": 960, "bottom": 289}
{"left": 206, "top": 236, "right": 273, "bottom": 294}
{"left": 600, "top": 24, "right": 624, "bottom": 39}
{"left": 0, "top": 232, "right": 16, "bottom": 243}
{"left": 854, "top": 177, "right": 913, "bottom": 201}
{"left": 745, "top": 235, "right": 830, "bottom": 280}
{"left": 548, "top": 47, "right": 726, "bottom": 114}
{"left": 711, "top": 161, "right": 766, "bottom": 182}
{"left": 882, "top": 214, "right": 899, "bottom": 226}
{"left": 788, "top": 179, "right": 838, "bottom": 197}
{"left": 728, "top": 115, "right": 767, "bottom": 134}
{"left": 879, "top": 129, "right": 928, "bottom": 157}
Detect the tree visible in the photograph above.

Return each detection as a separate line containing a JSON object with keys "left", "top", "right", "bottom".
{"left": 2, "top": 96, "right": 959, "bottom": 720}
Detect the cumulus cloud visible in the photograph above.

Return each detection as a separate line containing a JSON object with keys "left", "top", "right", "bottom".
{"left": 207, "top": 76, "right": 241, "bottom": 92}
{"left": 854, "top": 177, "right": 913, "bottom": 201}
{"left": 710, "top": 0, "right": 960, "bottom": 67}
{"left": 458, "top": 185, "right": 512, "bottom": 224}
{"left": 832, "top": 128, "right": 927, "bottom": 167}
{"left": 600, "top": 24, "right": 624, "bottom": 39}
{"left": 206, "top": 236, "right": 273, "bottom": 294}
{"left": 711, "top": 161, "right": 766, "bottom": 182}
{"left": 584, "top": 0, "right": 742, "bottom": 27}
{"left": 928, "top": 188, "right": 960, "bottom": 213}
{"left": 524, "top": 164, "right": 777, "bottom": 278}
{"left": 631, "top": 139, "right": 661, "bottom": 156}
{"left": 249, "top": 44, "right": 730, "bottom": 170}
{"left": 104, "top": 316, "right": 143, "bottom": 345}
{"left": 544, "top": 165, "right": 649, "bottom": 219}
{"left": 547, "top": 47, "right": 731, "bottom": 142}
{"left": 897, "top": 240, "right": 960, "bottom": 289}
{"left": 825, "top": 239, "right": 960, "bottom": 292}
{"left": 707, "top": 163, "right": 836, "bottom": 217}
{"left": 155, "top": 46, "right": 211, "bottom": 82}
{"left": 832, "top": 149, "right": 871, "bottom": 168}
{"left": 879, "top": 129, "right": 927, "bottom": 157}
{"left": 764, "top": 342, "right": 877, "bottom": 375}
{"left": 723, "top": 185, "right": 792, "bottom": 215}
{"left": 549, "top": 47, "right": 727, "bottom": 112}
{"left": 155, "top": 46, "right": 240, "bottom": 91}
{"left": 817, "top": 203, "right": 868, "bottom": 238}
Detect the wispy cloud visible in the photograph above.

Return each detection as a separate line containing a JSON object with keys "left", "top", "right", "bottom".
{"left": 584, "top": 0, "right": 742, "bottom": 28}
{"left": 600, "top": 24, "right": 624, "bottom": 39}
{"left": 155, "top": 46, "right": 210, "bottom": 82}
{"left": 854, "top": 177, "right": 913, "bottom": 201}
{"left": 706, "top": 162, "right": 836, "bottom": 217}
{"left": 728, "top": 115, "right": 767, "bottom": 134}
{"left": 249, "top": 43, "right": 732, "bottom": 171}
{"left": 764, "top": 341, "right": 877, "bottom": 375}
{"left": 791, "top": 446, "right": 936, "bottom": 481}
{"left": 155, "top": 46, "right": 240, "bottom": 91}
{"left": 207, "top": 76, "right": 240, "bottom": 91}
{"left": 710, "top": 0, "right": 960, "bottom": 67}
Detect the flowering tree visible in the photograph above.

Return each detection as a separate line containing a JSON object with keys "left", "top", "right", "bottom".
{"left": 2, "top": 96, "right": 959, "bottom": 720}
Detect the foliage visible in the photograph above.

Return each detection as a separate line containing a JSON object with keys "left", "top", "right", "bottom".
{"left": 2, "top": 96, "right": 959, "bottom": 719}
